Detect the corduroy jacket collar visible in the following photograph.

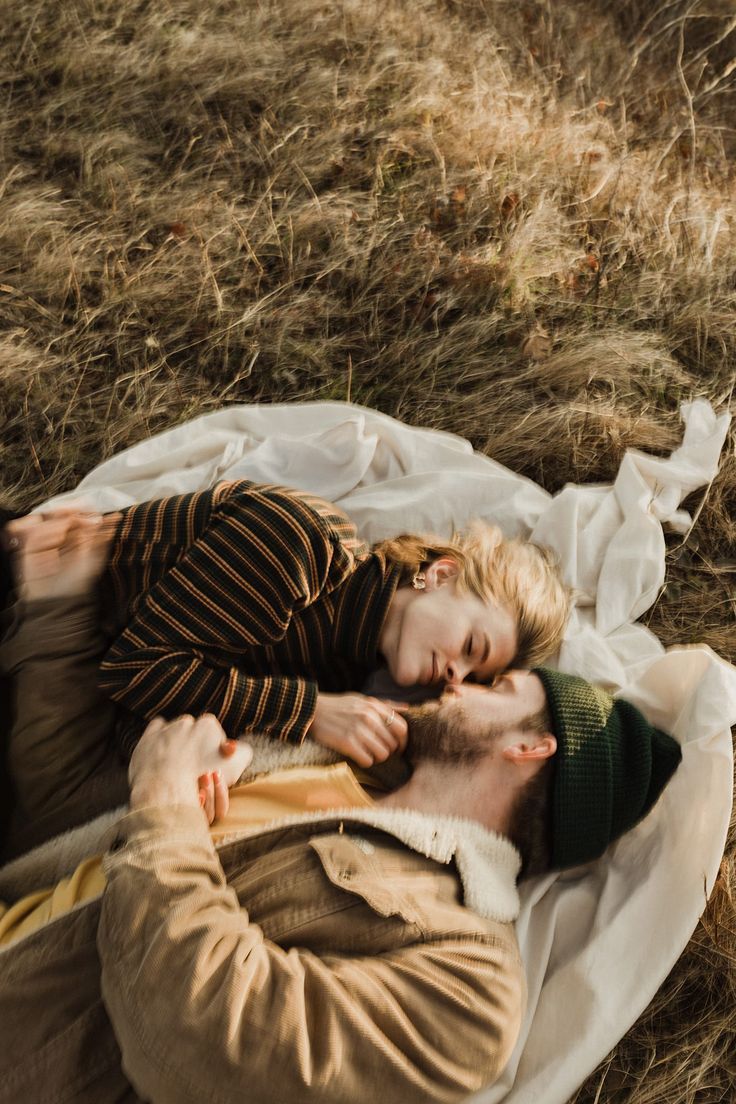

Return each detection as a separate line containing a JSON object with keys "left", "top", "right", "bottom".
{"left": 0, "top": 735, "right": 522, "bottom": 924}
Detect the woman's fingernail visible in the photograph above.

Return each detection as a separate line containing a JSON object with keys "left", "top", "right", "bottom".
{"left": 213, "top": 771, "right": 221, "bottom": 785}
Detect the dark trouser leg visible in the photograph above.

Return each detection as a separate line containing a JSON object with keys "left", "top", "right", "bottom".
{"left": 0, "top": 509, "right": 22, "bottom": 843}
{"left": 0, "top": 596, "right": 128, "bottom": 860}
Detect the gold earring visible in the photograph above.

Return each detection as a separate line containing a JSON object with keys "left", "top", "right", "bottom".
{"left": 412, "top": 571, "right": 426, "bottom": 591}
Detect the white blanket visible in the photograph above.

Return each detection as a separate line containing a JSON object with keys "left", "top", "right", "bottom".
{"left": 44, "top": 399, "right": 736, "bottom": 1104}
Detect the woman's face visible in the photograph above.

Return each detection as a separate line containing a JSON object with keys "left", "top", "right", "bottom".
{"left": 379, "top": 559, "right": 518, "bottom": 689}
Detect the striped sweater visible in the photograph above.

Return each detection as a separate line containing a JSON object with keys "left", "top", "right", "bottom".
{"left": 98, "top": 480, "right": 402, "bottom": 746}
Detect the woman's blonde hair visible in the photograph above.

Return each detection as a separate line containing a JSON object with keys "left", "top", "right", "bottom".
{"left": 375, "top": 522, "right": 570, "bottom": 668}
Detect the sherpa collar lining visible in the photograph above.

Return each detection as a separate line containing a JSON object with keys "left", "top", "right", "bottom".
{"left": 215, "top": 803, "right": 521, "bottom": 923}
{"left": 0, "top": 736, "right": 521, "bottom": 923}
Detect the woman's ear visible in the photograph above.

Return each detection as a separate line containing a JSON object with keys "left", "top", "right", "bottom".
{"left": 424, "top": 557, "right": 461, "bottom": 590}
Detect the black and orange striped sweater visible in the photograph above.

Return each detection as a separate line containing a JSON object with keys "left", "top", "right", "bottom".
{"left": 98, "top": 480, "right": 402, "bottom": 745}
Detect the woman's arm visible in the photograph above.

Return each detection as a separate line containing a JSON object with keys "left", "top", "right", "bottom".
{"left": 99, "top": 485, "right": 358, "bottom": 742}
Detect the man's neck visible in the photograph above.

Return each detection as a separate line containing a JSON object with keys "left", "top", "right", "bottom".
{"left": 376, "top": 760, "right": 515, "bottom": 836}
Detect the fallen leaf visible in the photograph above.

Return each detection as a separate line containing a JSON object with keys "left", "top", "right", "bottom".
{"left": 501, "top": 192, "right": 521, "bottom": 218}
{"left": 522, "top": 326, "right": 552, "bottom": 360}
{"left": 411, "top": 290, "right": 440, "bottom": 320}
{"left": 430, "top": 189, "right": 468, "bottom": 228}
{"left": 430, "top": 196, "right": 450, "bottom": 225}
{"left": 450, "top": 186, "right": 467, "bottom": 219}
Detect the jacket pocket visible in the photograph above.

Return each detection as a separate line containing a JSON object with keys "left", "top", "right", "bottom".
{"left": 310, "top": 832, "right": 431, "bottom": 931}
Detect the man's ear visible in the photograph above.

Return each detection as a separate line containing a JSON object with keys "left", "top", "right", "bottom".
{"left": 502, "top": 734, "right": 557, "bottom": 764}
{"left": 424, "top": 557, "right": 460, "bottom": 590}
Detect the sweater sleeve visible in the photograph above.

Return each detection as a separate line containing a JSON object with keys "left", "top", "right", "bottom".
{"left": 98, "top": 485, "right": 357, "bottom": 742}
{"left": 98, "top": 806, "right": 524, "bottom": 1104}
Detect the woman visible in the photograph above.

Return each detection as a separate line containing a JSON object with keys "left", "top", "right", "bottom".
{"left": 6, "top": 479, "right": 570, "bottom": 768}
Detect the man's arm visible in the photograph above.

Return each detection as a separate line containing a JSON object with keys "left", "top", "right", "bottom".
{"left": 98, "top": 717, "right": 523, "bottom": 1104}
{"left": 99, "top": 484, "right": 358, "bottom": 742}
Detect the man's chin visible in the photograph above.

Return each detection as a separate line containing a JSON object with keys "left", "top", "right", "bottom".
{"left": 404, "top": 701, "right": 491, "bottom": 767}
{"left": 404, "top": 701, "right": 445, "bottom": 760}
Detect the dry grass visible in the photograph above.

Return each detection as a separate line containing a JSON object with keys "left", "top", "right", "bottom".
{"left": 1, "top": 0, "right": 735, "bottom": 1098}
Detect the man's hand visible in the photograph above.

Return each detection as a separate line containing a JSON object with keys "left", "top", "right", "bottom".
{"left": 129, "top": 714, "right": 253, "bottom": 824}
{"left": 309, "top": 692, "right": 409, "bottom": 768}
{"left": 3, "top": 507, "right": 119, "bottom": 601}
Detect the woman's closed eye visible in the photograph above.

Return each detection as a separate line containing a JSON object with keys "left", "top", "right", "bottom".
{"left": 468, "top": 633, "right": 492, "bottom": 667}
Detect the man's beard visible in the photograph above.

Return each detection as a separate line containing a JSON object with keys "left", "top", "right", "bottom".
{"left": 404, "top": 701, "right": 504, "bottom": 767}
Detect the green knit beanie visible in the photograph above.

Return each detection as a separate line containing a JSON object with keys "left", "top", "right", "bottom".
{"left": 532, "top": 667, "right": 682, "bottom": 869}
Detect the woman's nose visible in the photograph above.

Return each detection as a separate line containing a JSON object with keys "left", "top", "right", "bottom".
{"left": 444, "top": 662, "right": 464, "bottom": 684}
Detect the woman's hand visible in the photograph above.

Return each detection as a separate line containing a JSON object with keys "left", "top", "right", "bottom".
{"left": 309, "top": 692, "right": 408, "bottom": 767}
{"left": 129, "top": 713, "right": 253, "bottom": 824}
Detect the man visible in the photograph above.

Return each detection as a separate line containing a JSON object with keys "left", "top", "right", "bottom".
{"left": 0, "top": 514, "right": 681, "bottom": 1104}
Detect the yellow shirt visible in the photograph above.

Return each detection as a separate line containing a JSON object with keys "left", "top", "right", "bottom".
{"left": 0, "top": 763, "right": 377, "bottom": 948}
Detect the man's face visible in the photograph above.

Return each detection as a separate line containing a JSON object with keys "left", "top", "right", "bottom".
{"left": 405, "top": 671, "right": 548, "bottom": 765}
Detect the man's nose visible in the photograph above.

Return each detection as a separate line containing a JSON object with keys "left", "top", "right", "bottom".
{"left": 443, "top": 681, "right": 482, "bottom": 699}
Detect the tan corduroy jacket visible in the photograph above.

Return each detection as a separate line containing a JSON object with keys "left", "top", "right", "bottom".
{"left": 0, "top": 795, "right": 525, "bottom": 1104}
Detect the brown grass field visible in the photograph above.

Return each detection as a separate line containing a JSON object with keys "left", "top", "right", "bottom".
{"left": 1, "top": 0, "right": 735, "bottom": 1098}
